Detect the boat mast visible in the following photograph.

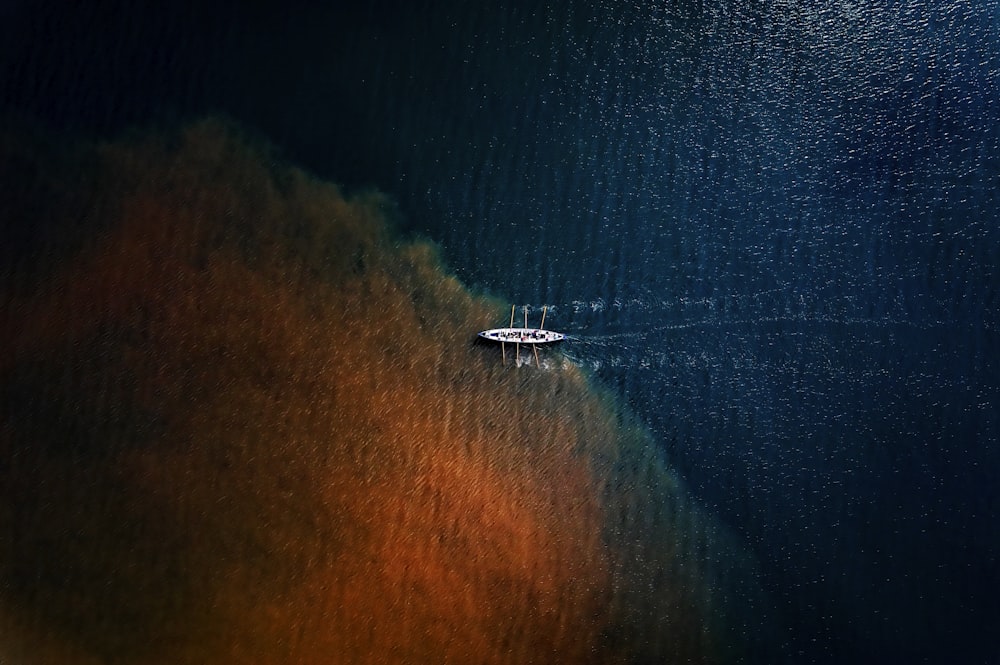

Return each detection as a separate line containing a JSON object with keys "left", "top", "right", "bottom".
{"left": 527, "top": 306, "right": 542, "bottom": 368}
{"left": 503, "top": 304, "right": 515, "bottom": 366}
{"left": 517, "top": 305, "right": 525, "bottom": 364}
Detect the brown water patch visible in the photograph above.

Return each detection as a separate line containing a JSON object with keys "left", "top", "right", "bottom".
{"left": 0, "top": 119, "right": 766, "bottom": 664}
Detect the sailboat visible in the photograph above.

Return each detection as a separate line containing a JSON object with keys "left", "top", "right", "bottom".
{"left": 478, "top": 305, "right": 565, "bottom": 366}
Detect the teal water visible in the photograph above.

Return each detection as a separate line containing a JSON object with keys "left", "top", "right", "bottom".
{"left": 1, "top": 1, "right": 998, "bottom": 663}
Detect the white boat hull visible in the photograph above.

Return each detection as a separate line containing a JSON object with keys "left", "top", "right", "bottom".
{"left": 478, "top": 327, "right": 566, "bottom": 344}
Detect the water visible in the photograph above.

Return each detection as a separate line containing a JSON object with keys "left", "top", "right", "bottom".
{"left": 384, "top": 4, "right": 1000, "bottom": 660}
{"left": 1, "top": 1, "right": 998, "bottom": 663}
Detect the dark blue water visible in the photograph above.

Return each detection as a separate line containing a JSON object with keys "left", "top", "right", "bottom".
{"left": 2, "top": 1, "right": 998, "bottom": 663}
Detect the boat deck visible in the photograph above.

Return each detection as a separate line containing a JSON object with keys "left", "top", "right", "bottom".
{"left": 478, "top": 328, "right": 566, "bottom": 344}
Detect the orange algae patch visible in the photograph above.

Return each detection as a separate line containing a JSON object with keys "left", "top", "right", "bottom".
{"left": 327, "top": 443, "right": 609, "bottom": 665}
